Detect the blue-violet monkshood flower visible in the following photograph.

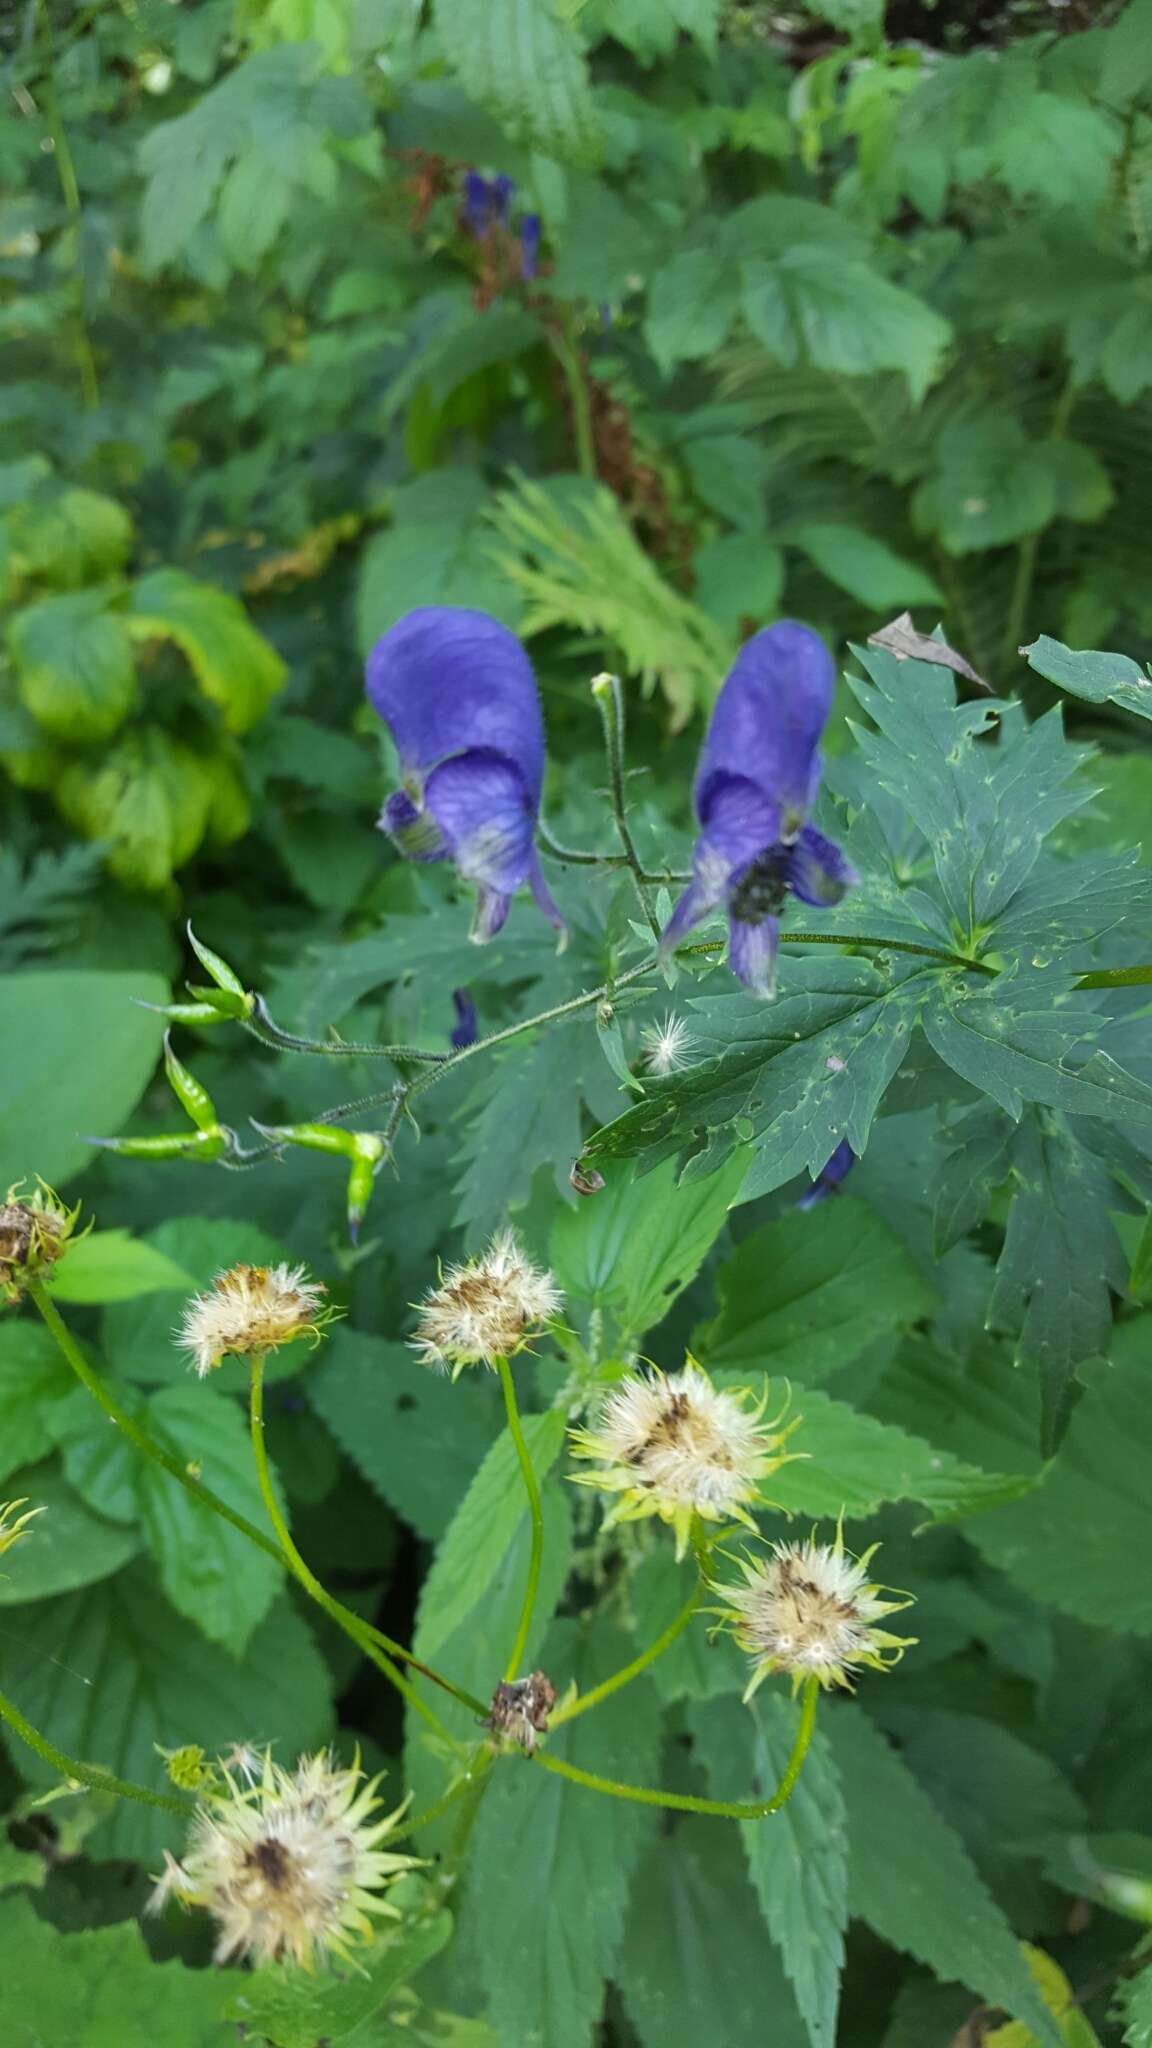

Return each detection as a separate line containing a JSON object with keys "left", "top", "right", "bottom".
{"left": 520, "top": 212, "right": 542, "bottom": 280}
{"left": 660, "top": 620, "right": 857, "bottom": 998}
{"left": 450, "top": 988, "right": 479, "bottom": 1049}
{"left": 366, "top": 606, "right": 566, "bottom": 943}
{"left": 460, "top": 171, "right": 513, "bottom": 239}
{"left": 797, "top": 1138, "right": 856, "bottom": 1210}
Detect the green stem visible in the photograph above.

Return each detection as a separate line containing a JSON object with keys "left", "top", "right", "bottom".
{"left": 549, "top": 1579, "right": 703, "bottom": 1728}
{"left": 244, "top": 997, "right": 449, "bottom": 1063}
{"left": 495, "top": 1355, "right": 544, "bottom": 1682}
{"left": 1076, "top": 963, "right": 1152, "bottom": 989}
{"left": 1003, "top": 377, "right": 1076, "bottom": 668}
{"left": 27, "top": 1283, "right": 482, "bottom": 1728}
{"left": 550, "top": 313, "right": 596, "bottom": 479}
{"left": 247, "top": 1360, "right": 481, "bottom": 1730}
{"left": 592, "top": 672, "right": 662, "bottom": 942}
{"left": 387, "top": 1774, "right": 474, "bottom": 1846}
{"left": 532, "top": 1675, "right": 821, "bottom": 1817}
{"left": 0, "top": 1686, "right": 190, "bottom": 1816}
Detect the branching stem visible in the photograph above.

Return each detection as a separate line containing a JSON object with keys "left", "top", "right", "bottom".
{"left": 549, "top": 1578, "right": 703, "bottom": 1727}
{"left": 0, "top": 1687, "right": 190, "bottom": 1816}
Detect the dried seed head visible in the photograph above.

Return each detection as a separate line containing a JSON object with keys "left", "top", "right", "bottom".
{"left": 176, "top": 1263, "right": 329, "bottom": 1378}
{"left": 0, "top": 1182, "right": 77, "bottom": 1303}
{"left": 486, "top": 1670, "right": 557, "bottom": 1754}
{"left": 570, "top": 1361, "right": 800, "bottom": 1558}
{"left": 411, "top": 1230, "right": 563, "bottom": 1377}
{"left": 713, "top": 1533, "right": 914, "bottom": 1695}
{"left": 0, "top": 1498, "right": 42, "bottom": 1560}
{"left": 640, "top": 1011, "right": 700, "bottom": 1079}
{"left": 149, "top": 1749, "right": 420, "bottom": 1967}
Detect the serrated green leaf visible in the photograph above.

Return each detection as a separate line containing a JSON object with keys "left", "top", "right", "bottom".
{"left": 454, "top": 1023, "right": 620, "bottom": 1235}
{"left": 435, "top": 0, "right": 602, "bottom": 167}
{"left": 460, "top": 1619, "right": 660, "bottom": 2048}
{"left": 0, "top": 968, "right": 167, "bottom": 1188}
{"left": 550, "top": 1148, "right": 749, "bottom": 1343}
{"left": 966, "top": 1346, "right": 1152, "bottom": 1634}
{"left": 217, "top": 147, "right": 293, "bottom": 269}
{"left": 825, "top": 1707, "right": 1061, "bottom": 2047}
{"left": 222, "top": 1914, "right": 453, "bottom": 2048}
{"left": 765, "top": 1385, "right": 1032, "bottom": 1521}
{"left": 1120, "top": 1963, "right": 1152, "bottom": 2048}
{"left": 8, "top": 588, "right": 136, "bottom": 743}
{"left": 5, "top": 485, "right": 133, "bottom": 591}
{"left": 308, "top": 1331, "right": 497, "bottom": 1542}
{"left": 741, "top": 250, "right": 949, "bottom": 401}
{"left": 646, "top": 247, "right": 740, "bottom": 373}
{"left": 357, "top": 471, "right": 522, "bottom": 652}
{"left": 922, "top": 981, "right": 1152, "bottom": 1127}
{"left": 0, "top": 1462, "right": 140, "bottom": 1603}
{"left": 1022, "top": 636, "right": 1152, "bottom": 726}
{"left": 0, "top": 1323, "right": 76, "bottom": 1483}
{"left": 0, "top": 1895, "right": 234, "bottom": 2048}
{"left": 689, "top": 1693, "right": 847, "bottom": 2048}
{"left": 415, "top": 1407, "right": 566, "bottom": 1662}
{"left": 618, "top": 1824, "right": 807, "bottom": 2048}
{"left": 138, "top": 1384, "right": 284, "bottom": 1653}
{"left": 693, "top": 1196, "right": 933, "bottom": 1384}
{"left": 126, "top": 569, "right": 286, "bottom": 732}
{"left": 585, "top": 959, "right": 923, "bottom": 1188}
{"left": 0, "top": 1569, "right": 331, "bottom": 1861}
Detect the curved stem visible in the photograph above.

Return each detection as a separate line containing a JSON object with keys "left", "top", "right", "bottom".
{"left": 495, "top": 1355, "right": 544, "bottom": 1682}
{"left": 244, "top": 996, "right": 449, "bottom": 1064}
{"left": 387, "top": 1773, "right": 474, "bottom": 1846}
{"left": 531, "top": 1676, "right": 820, "bottom": 1817}
{"left": 549, "top": 1579, "right": 703, "bottom": 1728}
{"left": 27, "top": 1283, "right": 482, "bottom": 1729}
{"left": 247, "top": 1360, "right": 483, "bottom": 1729}
{"left": 592, "top": 674, "right": 662, "bottom": 942}
{"left": 0, "top": 1686, "right": 190, "bottom": 1816}
{"left": 549, "top": 312, "right": 596, "bottom": 479}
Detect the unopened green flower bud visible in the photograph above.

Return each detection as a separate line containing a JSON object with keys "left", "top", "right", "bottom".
{"left": 159, "top": 1744, "right": 218, "bottom": 1794}
{"left": 185, "top": 925, "right": 254, "bottom": 1020}
{"left": 0, "top": 1182, "right": 79, "bottom": 1304}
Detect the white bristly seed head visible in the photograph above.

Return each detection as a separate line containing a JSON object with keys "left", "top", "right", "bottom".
{"left": 639, "top": 1012, "right": 699, "bottom": 1079}
{"left": 569, "top": 1360, "right": 799, "bottom": 1558}
{"left": 411, "top": 1230, "right": 563, "bottom": 1377}
{"left": 148, "top": 1749, "right": 420, "bottom": 1967}
{"left": 713, "top": 1532, "right": 914, "bottom": 1695}
{"left": 177, "top": 1263, "right": 328, "bottom": 1378}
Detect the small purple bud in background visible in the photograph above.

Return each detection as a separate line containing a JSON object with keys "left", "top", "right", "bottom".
{"left": 797, "top": 1139, "right": 856, "bottom": 1209}
{"left": 366, "top": 606, "right": 566, "bottom": 944}
{"left": 451, "top": 989, "right": 479, "bottom": 1049}
{"left": 461, "top": 171, "right": 514, "bottom": 239}
{"left": 660, "top": 621, "right": 856, "bottom": 1000}
{"left": 520, "top": 212, "right": 542, "bottom": 280}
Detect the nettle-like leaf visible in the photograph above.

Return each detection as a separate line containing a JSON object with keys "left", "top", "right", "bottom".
{"left": 434, "top": 0, "right": 603, "bottom": 167}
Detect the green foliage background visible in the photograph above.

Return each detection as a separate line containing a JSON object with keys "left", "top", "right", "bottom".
{"left": 2, "top": 0, "right": 1152, "bottom": 2043}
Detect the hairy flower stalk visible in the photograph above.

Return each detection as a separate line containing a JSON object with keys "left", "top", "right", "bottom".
{"left": 570, "top": 1362, "right": 799, "bottom": 1558}
{"left": 412, "top": 1230, "right": 562, "bottom": 1377}
{"left": 660, "top": 621, "right": 857, "bottom": 998}
{"left": 713, "top": 1532, "right": 914, "bottom": 1695}
{"left": 177, "top": 1263, "right": 329, "bottom": 1378}
{"left": 150, "top": 1749, "right": 420, "bottom": 1967}
{"left": 366, "top": 606, "right": 565, "bottom": 943}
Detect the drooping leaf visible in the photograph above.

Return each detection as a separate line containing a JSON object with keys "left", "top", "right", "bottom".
{"left": 825, "top": 1707, "right": 1061, "bottom": 2047}
{"left": 126, "top": 568, "right": 286, "bottom": 732}
{"left": 689, "top": 1693, "right": 848, "bottom": 2048}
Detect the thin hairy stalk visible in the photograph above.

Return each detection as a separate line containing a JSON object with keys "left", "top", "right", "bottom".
{"left": 682, "top": 932, "right": 999, "bottom": 974}
{"left": 386, "top": 1774, "right": 475, "bottom": 1846}
{"left": 28, "top": 1283, "right": 480, "bottom": 1728}
{"left": 247, "top": 1360, "right": 483, "bottom": 1729}
{"left": 549, "top": 1578, "right": 703, "bottom": 1728}
{"left": 495, "top": 1355, "right": 545, "bottom": 1681}
{"left": 592, "top": 673, "right": 662, "bottom": 941}
{"left": 0, "top": 1688, "right": 190, "bottom": 1816}
{"left": 532, "top": 1674, "right": 820, "bottom": 1815}
{"left": 243, "top": 995, "right": 449, "bottom": 1063}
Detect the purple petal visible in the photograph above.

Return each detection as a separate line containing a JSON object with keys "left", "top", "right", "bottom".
{"left": 696, "top": 622, "right": 836, "bottom": 836}
{"left": 379, "top": 789, "right": 449, "bottom": 863}
{"left": 424, "top": 748, "right": 536, "bottom": 895}
{"left": 527, "top": 848, "right": 567, "bottom": 939}
{"left": 727, "top": 911, "right": 781, "bottom": 999}
{"left": 451, "top": 989, "right": 478, "bottom": 1049}
{"left": 661, "top": 774, "right": 780, "bottom": 958}
{"left": 797, "top": 1138, "right": 856, "bottom": 1208}
{"left": 461, "top": 171, "right": 491, "bottom": 236}
{"left": 471, "top": 888, "right": 511, "bottom": 943}
{"left": 788, "top": 824, "right": 857, "bottom": 908}
{"left": 520, "top": 213, "right": 542, "bottom": 280}
{"left": 366, "top": 608, "right": 545, "bottom": 807}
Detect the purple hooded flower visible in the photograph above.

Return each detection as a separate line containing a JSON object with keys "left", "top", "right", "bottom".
{"left": 520, "top": 213, "right": 542, "bottom": 280}
{"left": 797, "top": 1139, "right": 856, "bottom": 1209}
{"left": 660, "top": 621, "right": 856, "bottom": 998}
{"left": 461, "top": 171, "right": 514, "bottom": 239}
{"left": 366, "top": 606, "right": 565, "bottom": 944}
